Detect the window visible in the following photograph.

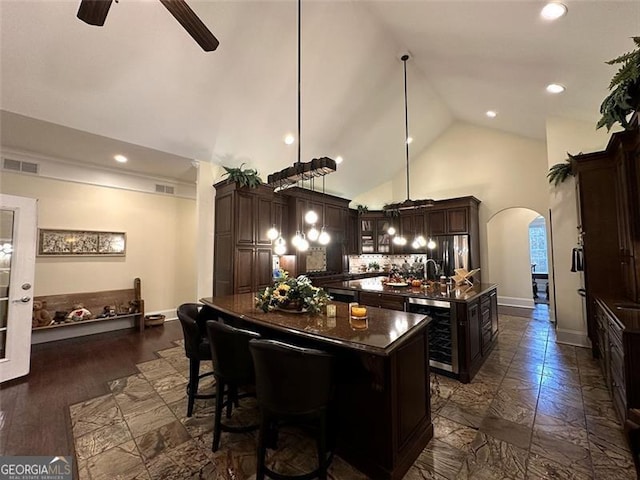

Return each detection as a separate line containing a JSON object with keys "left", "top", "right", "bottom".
{"left": 529, "top": 216, "right": 548, "bottom": 274}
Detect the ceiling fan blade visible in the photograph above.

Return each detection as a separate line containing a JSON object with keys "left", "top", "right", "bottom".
{"left": 158, "top": 0, "right": 219, "bottom": 52}
{"left": 77, "top": 0, "right": 113, "bottom": 27}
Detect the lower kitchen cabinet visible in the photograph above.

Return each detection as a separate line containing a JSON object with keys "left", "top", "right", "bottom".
{"left": 359, "top": 291, "right": 406, "bottom": 311}
{"left": 595, "top": 298, "right": 640, "bottom": 424}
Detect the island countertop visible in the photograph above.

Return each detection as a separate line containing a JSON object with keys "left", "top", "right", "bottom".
{"left": 322, "top": 276, "right": 498, "bottom": 303}
{"left": 200, "top": 293, "right": 432, "bottom": 356}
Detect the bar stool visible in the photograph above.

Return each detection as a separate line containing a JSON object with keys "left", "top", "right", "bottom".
{"left": 249, "top": 339, "right": 335, "bottom": 480}
{"left": 177, "top": 303, "right": 216, "bottom": 417}
{"left": 206, "top": 320, "right": 261, "bottom": 451}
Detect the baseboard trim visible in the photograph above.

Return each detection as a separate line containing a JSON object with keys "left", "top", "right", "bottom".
{"left": 498, "top": 296, "right": 535, "bottom": 309}
{"left": 149, "top": 308, "right": 177, "bottom": 322}
{"left": 556, "top": 328, "right": 591, "bottom": 348}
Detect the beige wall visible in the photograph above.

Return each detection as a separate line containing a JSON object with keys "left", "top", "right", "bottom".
{"left": 545, "top": 116, "right": 612, "bottom": 346}
{"left": 354, "top": 121, "right": 549, "bottom": 292}
{"left": 0, "top": 172, "right": 197, "bottom": 313}
{"left": 487, "top": 208, "right": 540, "bottom": 307}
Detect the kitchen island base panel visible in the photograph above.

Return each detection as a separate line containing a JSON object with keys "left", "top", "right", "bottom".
{"left": 201, "top": 295, "right": 433, "bottom": 480}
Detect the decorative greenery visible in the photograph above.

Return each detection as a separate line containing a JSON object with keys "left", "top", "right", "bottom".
{"left": 368, "top": 261, "right": 380, "bottom": 271}
{"left": 547, "top": 154, "right": 576, "bottom": 186}
{"left": 597, "top": 36, "right": 640, "bottom": 132}
{"left": 222, "top": 163, "right": 263, "bottom": 188}
{"left": 255, "top": 272, "right": 330, "bottom": 314}
{"left": 356, "top": 205, "right": 369, "bottom": 215}
{"left": 383, "top": 207, "right": 400, "bottom": 218}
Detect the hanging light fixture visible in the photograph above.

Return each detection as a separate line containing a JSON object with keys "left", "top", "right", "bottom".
{"left": 389, "top": 53, "right": 413, "bottom": 247}
{"left": 318, "top": 176, "right": 331, "bottom": 245}
{"left": 267, "top": 225, "right": 279, "bottom": 241}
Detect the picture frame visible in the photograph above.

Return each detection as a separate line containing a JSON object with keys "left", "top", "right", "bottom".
{"left": 38, "top": 229, "right": 126, "bottom": 256}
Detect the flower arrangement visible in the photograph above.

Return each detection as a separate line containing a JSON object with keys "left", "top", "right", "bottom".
{"left": 255, "top": 272, "right": 330, "bottom": 314}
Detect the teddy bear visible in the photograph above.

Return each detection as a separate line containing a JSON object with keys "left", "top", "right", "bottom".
{"left": 66, "top": 304, "right": 93, "bottom": 322}
{"left": 32, "top": 300, "right": 53, "bottom": 328}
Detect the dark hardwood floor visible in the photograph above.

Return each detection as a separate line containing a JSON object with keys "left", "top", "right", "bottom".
{"left": 0, "top": 321, "right": 183, "bottom": 457}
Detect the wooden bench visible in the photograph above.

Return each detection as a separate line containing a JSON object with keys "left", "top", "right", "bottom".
{"left": 32, "top": 278, "right": 145, "bottom": 342}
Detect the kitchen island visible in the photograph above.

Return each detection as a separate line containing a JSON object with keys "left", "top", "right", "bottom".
{"left": 322, "top": 277, "right": 499, "bottom": 383}
{"left": 201, "top": 293, "right": 433, "bottom": 480}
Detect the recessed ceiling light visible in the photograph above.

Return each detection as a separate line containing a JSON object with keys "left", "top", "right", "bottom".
{"left": 114, "top": 155, "right": 128, "bottom": 163}
{"left": 284, "top": 134, "right": 295, "bottom": 145}
{"left": 486, "top": 110, "right": 497, "bottom": 118}
{"left": 546, "top": 83, "right": 566, "bottom": 94}
{"left": 406, "top": 137, "right": 413, "bottom": 144}
{"left": 335, "top": 156, "right": 343, "bottom": 164}
{"left": 541, "top": 2, "right": 567, "bottom": 20}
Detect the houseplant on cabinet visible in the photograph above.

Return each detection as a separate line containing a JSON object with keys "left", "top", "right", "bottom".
{"left": 221, "top": 164, "right": 263, "bottom": 188}
{"left": 597, "top": 36, "right": 640, "bottom": 132}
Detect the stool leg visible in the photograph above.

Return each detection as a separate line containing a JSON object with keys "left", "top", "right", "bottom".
{"left": 317, "top": 412, "right": 327, "bottom": 480}
{"left": 212, "top": 378, "right": 225, "bottom": 452}
{"left": 187, "top": 358, "right": 200, "bottom": 417}
{"left": 256, "top": 413, "right": 270, "bottom": 480}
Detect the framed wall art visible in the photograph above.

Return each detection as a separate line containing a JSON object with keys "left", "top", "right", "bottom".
{"left": 38, "top": 229, "right": 126, "bottom": 256}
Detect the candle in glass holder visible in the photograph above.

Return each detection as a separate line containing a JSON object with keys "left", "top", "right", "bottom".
{"left": 326, "top": 304, "right": 336, "bottom": 318}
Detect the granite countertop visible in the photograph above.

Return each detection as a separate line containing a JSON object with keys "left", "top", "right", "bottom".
{"left": 598, "top": 297, "right": 640, "bottom": 333}
{"left": 201, "top": 294, "right": 432, "bottom": 356}
{"left": 321, "top": 276, "right": 497, "bottom": 303}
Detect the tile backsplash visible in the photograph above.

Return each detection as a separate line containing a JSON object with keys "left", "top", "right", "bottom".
{"left": 349, "top": 254, "right": 430, "bottom": 273}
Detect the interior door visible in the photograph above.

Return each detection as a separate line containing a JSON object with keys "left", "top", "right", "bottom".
{"left": 0, "top": 194, "right": 37, "bottom": 383}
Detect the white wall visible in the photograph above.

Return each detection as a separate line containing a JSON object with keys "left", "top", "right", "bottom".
{"left": 351, "top": 181, "right": 393, "bottom": 210}
{"left": 354, "top": 121, "right": 549, "bottom": 294}
{"left": 195, "top": 161, "right": 223, "bottom": 300}
{"left": 487, "top": 208, "right": 539, "bottom": 308}
{"left": 0, "top": 171, "right": 197, "bottom": 314}
{"left": 545, "top": 116, "right": 612, "bottom": 346}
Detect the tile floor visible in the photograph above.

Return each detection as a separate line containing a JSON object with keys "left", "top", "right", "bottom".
{"left": 70, "top": 311, "right": 637, "bottom": 479}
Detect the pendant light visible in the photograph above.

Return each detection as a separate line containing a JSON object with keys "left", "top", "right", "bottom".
{"left": 306, "top": 177, "right": 319, "bottom": 240}
{"left": 391, "top": 53, "right": 412, "bottom": 247}
{"left": 318, "top": 176, "right": 331, "bottom": 245}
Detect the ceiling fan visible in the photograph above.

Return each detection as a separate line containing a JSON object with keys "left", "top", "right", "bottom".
{"left": 76, "top": 0, "right": 219, "bottom": 52}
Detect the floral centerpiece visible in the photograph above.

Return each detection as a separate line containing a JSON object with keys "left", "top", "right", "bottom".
{"left": 255, "top": 272, "right": 330, "bottom": 314}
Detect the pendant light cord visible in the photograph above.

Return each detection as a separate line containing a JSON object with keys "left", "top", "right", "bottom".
{"left": 296, "top": 0, "right": 301, "bottom": 166}
{"left": 402, "top": 54, "right": 410, "bottom": 201}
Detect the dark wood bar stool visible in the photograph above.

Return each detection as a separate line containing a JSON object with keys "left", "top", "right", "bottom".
{"left": 249, "top": 339, "right": 335, "bottom": 480}
{"left": 177, "top": 303, "right": 217, "bottom": 417}
{"left": 206, "top": 320, "right": 261, "bottom": 451}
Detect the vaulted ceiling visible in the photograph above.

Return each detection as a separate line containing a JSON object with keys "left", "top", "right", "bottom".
{"left": 1, "top": 1, "right": 638, "bottom": 199}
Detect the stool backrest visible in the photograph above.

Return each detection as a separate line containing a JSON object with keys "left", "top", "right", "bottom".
{"left": 206, "top": 320, "right": 261, "bottom": 384}
{"left": 177, "top": 303, "right": 212, "bottom": 358}
{"left": 249, "top": 339, "right": 333, "bottom": 416}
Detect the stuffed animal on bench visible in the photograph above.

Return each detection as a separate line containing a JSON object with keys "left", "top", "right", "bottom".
{"left": 66, "top": 304, "right": 93, "bottom": 322}
{"left": 32, "top": 300, "right": 53, "bottom": 328}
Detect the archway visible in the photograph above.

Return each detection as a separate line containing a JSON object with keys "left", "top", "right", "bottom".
{"left": 486, "top": 207, "right": 550, "bottom": 310}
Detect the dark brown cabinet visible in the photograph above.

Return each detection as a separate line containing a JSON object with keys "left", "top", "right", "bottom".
{"left": 359, "top": 214, "right": 393, "bottom": 254}
{"left": 427, "top": 202, "right": 474, "bottom": 236}
{"left": 427, "top": 210, "right": 446, "bottom": 236}
{"left": 359, "top": 291, "right": 406, "bottom": 311}
{"left": 595, "top": 299, "right": 640, "bottom": 424}
{"left": 571, "top": 116, "right": 640, "bottom": 349}
{"left": 213, "top": 181, "right": 275, "bottom": 296}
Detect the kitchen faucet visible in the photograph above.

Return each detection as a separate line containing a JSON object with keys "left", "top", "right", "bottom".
{"left": 423, "top": 257, "right": 440, "bottom": 281}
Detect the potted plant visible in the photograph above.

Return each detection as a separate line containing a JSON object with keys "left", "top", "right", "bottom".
{"left": 221, "top": 163, "right": 263, "bottom": 188}
{"left": 255, "top": 272, "right": 330, "bottom": 314}
{"left": 597, "top": 36, "right": 640, "bottom": 132}
{"left": 368, "top": 261, "right": 380, "bottom": 272}
{"left": 547, "top": 153, "right": 578, "bottom": 186}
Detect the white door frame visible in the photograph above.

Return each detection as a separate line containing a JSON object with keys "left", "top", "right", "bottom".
{"left": 0, "top": 194, "right": 37, "bottom": 383}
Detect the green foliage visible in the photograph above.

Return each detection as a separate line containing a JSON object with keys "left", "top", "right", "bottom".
{"left": 598, "top": 37, "right": 640, "bottom": 131}
{"left": 383, "top": 207, "right": 400, "bottom": 218}
{"left": 255, "top": 272, "right": 330, "bottom": 314}
{"left": 222, "top": 163, "right": 263, "bottom": 188}
{"left": 356, "top": 205, "right": 369, "bottom": 215}
{"left": 368, "top": 261, "right": 380, "bottom": 271}
{"left": 547, "top": 156, "right": 575, "bottom": 186}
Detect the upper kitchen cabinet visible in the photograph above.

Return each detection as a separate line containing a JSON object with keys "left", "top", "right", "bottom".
{"left": 571, "top": 115, "right": 640, "bottom": 352}
{"left": 278, "top": 187, "right": 351, "bottom": 272}
{"left": 359, "top": 213, "right": 392, "bottom": 254}
{"left": 213, "top": 181, "right": 276, "bottom": 296}
{"left": 426, "top": 198, "right": 479, "bottom": 236}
